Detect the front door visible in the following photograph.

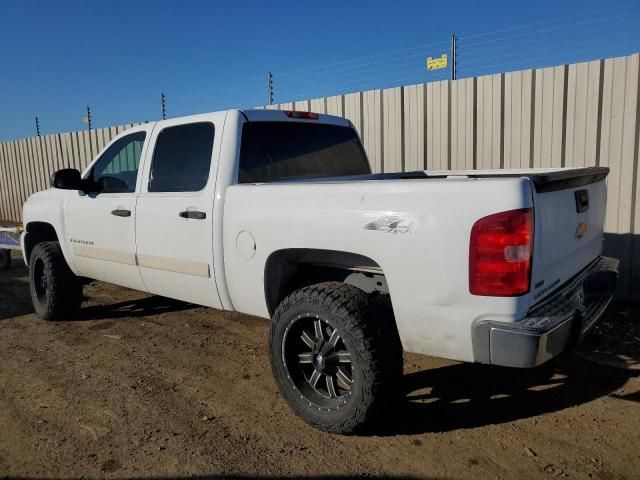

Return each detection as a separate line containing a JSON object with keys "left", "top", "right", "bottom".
{"left": 66, "top": 126, "right": 151, "bottom": 291}
{"left": 135, "top": 116, "right": 223, "bottom": 308}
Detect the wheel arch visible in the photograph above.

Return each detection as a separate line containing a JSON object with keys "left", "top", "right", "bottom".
{"left": 263, "top": 248, "right": 390, "bottom": 317}
{"left": 23, "top": 221, "right": 59, "bottom": 264}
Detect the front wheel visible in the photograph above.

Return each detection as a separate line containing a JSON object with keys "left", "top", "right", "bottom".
{"left": 269, "top": 282, "right": 402, "bottom": 434}
{"left": 29, "top": 241, "right": 82, "bottom": 320}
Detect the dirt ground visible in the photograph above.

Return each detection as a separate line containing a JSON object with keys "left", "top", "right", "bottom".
{"left": 0, "top": 253, "right": 639, "bottom": 480}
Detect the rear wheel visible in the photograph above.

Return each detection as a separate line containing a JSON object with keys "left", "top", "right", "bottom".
{"left": 29, "top": 242, "right": 82, "bottom": 320}
{"left": 269, "top": 282, "right": 402, "bottom": 434}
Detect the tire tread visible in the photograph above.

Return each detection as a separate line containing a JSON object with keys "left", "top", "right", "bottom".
{"left": 270, "top": 281, "right": 402, "bottom": 434}
{"left": 29, "top": 241, "right": 82, "bottom": 320}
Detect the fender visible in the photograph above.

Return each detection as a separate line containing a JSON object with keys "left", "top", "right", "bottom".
{"left": 22, "top": 188, "right": 78, "bottom": 273}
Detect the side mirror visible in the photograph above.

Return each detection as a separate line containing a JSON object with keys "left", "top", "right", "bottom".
{"left": 50, "top": 169, "right": 82, "bottom": 190}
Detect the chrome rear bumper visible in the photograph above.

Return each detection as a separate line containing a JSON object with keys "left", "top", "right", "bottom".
{"left": 472, "top": 256, "right": 619, "bottom": 368}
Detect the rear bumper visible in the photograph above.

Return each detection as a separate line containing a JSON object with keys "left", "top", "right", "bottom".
{"left": 472, "top": 256, "right": 618, "bottom": 368}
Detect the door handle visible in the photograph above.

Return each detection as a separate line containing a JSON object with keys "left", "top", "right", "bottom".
{"left": 111, "top": 209, "right": 131, "bottom": 217}
{"left": 179, "top": 210, "right": 206, "bottom": 220}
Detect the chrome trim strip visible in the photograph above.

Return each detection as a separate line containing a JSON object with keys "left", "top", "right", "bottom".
{"left": 136, "top": 254, "right": 210, "bottom": 278}
{"left": 73, "top": 245, "right": 137, "bottom": 266}
{"left": 72, "top": 245, "right": 210, "bottom": 278}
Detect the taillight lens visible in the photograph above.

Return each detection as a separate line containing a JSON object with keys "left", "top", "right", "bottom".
{"left": 469, "top": 208, "right": 534, "bottom": 296}
{"left": 284, "top": 110, "right": 319, "bottom": 120}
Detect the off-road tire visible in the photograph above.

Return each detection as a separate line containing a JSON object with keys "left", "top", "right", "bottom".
{"left": 269, "top": 281, "right": 402, "bottom": 434}
{"left": 29, "top": 241, "right": 82, "bottom": 320}
{"left": 0, "top": 249, "right": 10, "bottom": 269}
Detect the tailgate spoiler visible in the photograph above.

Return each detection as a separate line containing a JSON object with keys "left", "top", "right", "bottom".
{"left": 518, "top": 167, "right": 609, "bottom": 193}
{"left": 421, "top": 166, "right": 609, "bottom": 192}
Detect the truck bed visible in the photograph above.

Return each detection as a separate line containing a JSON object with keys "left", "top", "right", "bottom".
{"left": 226, "top": 165, "right": 609, "bottom": 361}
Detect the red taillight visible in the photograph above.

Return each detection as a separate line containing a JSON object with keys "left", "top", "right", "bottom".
{"left": 284, "top": 110, "right": 319, "bottom": 120}
{"left": 469, "top": 208, "right": 533, "bottom": 296}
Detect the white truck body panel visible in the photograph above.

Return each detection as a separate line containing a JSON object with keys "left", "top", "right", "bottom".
{"left": 21, "top": 108, "right": 612, "bottom": 367}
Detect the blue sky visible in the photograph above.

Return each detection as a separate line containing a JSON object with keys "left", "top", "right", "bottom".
{"left": 0, "top": 0, "right": 638, "bottom": 141}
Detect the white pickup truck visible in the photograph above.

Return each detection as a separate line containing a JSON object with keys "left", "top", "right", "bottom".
{"left": 21, "top": 109, "right": 618, "bottom": 434}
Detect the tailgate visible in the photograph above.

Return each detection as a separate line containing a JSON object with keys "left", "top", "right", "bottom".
{"left": 529, "top": 168, "right": 608, "bottom": 304}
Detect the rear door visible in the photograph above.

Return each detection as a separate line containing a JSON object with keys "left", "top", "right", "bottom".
{"left": 135, "top": 114, "right": 224, "bottom": 308}
{"left": 529, "top": 177, "right": 607, "bottom": 303}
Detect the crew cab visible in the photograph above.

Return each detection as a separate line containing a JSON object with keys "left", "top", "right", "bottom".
{"left": 21, "top": 109, "right": 618, "bottom": 434}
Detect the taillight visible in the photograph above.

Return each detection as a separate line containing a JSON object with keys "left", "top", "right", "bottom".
{"left": 469, "top": 208, "right": 534, "bottom": 296}
{"left": 284, "top": 110, "right": 319, "bottom": 120}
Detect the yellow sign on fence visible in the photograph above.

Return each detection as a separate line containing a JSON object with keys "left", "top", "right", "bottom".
{"left": 426, "top": 54, "right": 448, "bottom": 70}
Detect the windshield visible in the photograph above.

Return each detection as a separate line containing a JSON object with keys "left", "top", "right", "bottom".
{"left": 238, "top": 121, "right": 371, "bottom": 183}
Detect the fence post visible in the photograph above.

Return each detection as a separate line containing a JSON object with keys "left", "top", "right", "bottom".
{"left": 84, "top": 106, "right": 92, "bottom": 130}
{"left": 451, "top": 34, "right": 457, "bottom": 81}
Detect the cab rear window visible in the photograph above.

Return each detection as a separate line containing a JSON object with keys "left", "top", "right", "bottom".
{"left": 238, "top": 122, "right": 370, "bottom": 183}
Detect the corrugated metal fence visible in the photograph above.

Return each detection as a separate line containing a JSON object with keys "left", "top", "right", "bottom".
{"left": 0, "top": 123, "right": 140, "bottom": 225}
{"left": 1, "top": 53, "right": 639, "bottom": 299}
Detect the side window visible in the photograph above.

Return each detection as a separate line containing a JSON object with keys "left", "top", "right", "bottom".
{"left": 91, "top": 132, "right": 146, "bottom": 193}
{"left": 149, "top": 122, "right": 215, "bottom": 192}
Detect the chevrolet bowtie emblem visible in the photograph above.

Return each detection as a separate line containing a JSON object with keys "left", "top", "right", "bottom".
{"left": 576, "top": 222, "right": 588, "bottom": 239}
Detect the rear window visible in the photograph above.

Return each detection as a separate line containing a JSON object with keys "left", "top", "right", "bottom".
{"left": 238, "top": 122, "right": 370, "bottom": 183}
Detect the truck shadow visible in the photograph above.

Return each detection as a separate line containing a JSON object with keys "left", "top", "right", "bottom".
{"left": 0, "top": 262, "right": 33, "bottom": 320}
{"left": 0, "top": 263, "right": 196, "bottom": 321}
{"left": 74, "top": 295, "right": 196, "bottom": 321}
{"left": 393, "top": 302, "right": 640, "bottom": 435}
{"left": 395, "top": 356, "right": 628, "bottom": 434}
